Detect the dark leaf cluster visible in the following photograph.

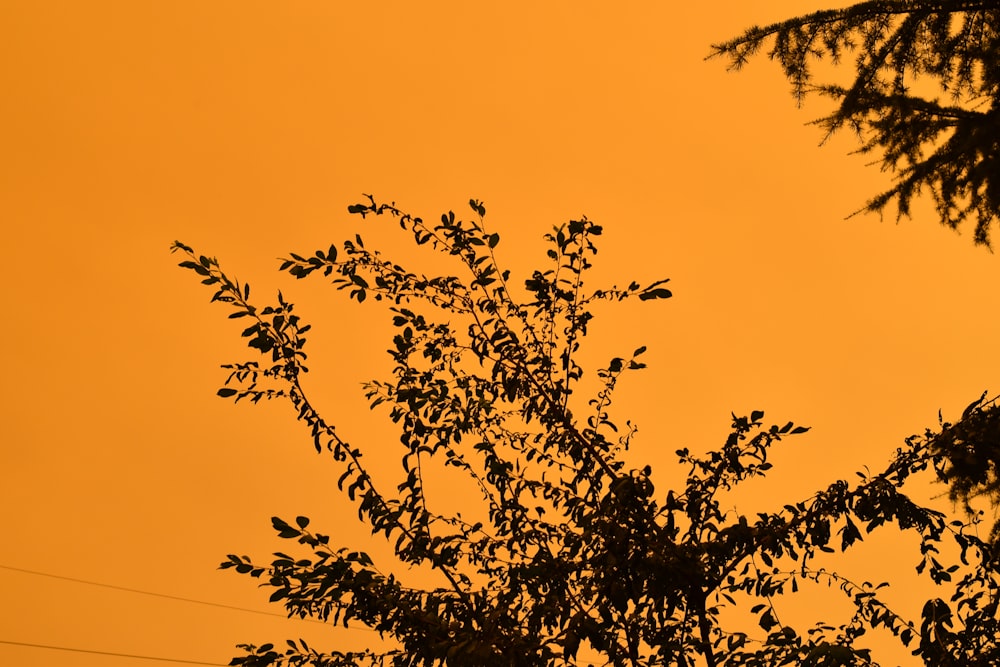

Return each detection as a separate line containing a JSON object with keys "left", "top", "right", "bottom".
{"left": 930, "top": 392, "right": 1000, "bottom": 547}
{"left": 711, "top": 0, "right": 1000, "bottom": 246}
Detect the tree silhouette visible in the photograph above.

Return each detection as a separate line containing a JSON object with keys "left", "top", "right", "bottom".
{"left": 930, "top": 392, "right": 1000, "bottom": 547}
{"left": 715, "top": 0, "right": 1000, "bottom": 559}
{"left": 175, "top": 196, "right": 998, "bottom": 666}
{"left": 711, "top": 0, "right": 1000, "bottom": 246}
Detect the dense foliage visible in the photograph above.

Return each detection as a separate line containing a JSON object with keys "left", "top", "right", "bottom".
{"left": 931, "top": 392, "right": 1000, "bottom": 546}
{"left": 174, "top": 196, "right": 998, "bottom": 666}
{"left": 711, "top": 0, "right": 1000, "bottom": 246}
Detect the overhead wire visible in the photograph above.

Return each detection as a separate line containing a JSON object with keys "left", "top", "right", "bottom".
{"left": 0, "top": 563, "right": 291, "bottom": 665}
{"left": 0, "top": 563, "right": 326, "bottom": 623}
{"left": 0, "top": 639, "right": 227, "bottom": 665}
{"left": 0, "top": 563, "right": 609, "bottom": 663}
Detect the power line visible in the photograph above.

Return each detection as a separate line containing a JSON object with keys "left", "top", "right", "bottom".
{"left": 0, "top": 563, "right": 321, "bottom": 623}
{"left": 0, "top": 639, "right": 227, "bottom": 665}
{"left": 2, "top": 638, "right": 607, "bottom": 667}
{"left": 0, "top": 564, "right": 605, "bottom": 661}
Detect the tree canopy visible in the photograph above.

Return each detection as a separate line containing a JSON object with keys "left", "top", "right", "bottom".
{"left": 711, "top": 0, "right": 1000, "bottom": 246}
{"left": 174, "top": 196, "right": 999, "bottom": 667}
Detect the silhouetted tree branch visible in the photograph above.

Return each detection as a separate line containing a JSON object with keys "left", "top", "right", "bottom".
{"left": 711, "top": 0, "right": 1000, "bottom": 246}
{"left": 175, "top": 195, "right": 998, "bottom": 666}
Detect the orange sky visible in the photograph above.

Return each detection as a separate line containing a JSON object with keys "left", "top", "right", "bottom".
{"left": 2, "top": 2, "right": 998, "bottom": 666}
